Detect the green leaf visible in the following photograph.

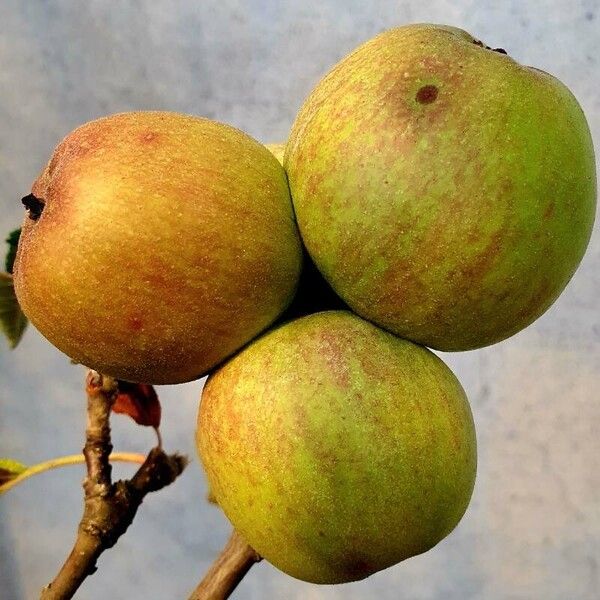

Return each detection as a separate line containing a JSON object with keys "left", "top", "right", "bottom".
{"left": 0, "top": 458, "right": 28, "bottom": 485}
{"left": 0, "top": 272, "right": 28, "bottom": 348}
{"left": 5, "top": 228, "right": 21, "bottom": 274}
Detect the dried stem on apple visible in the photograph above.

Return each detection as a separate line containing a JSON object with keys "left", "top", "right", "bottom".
{"left": 40, "top": 370, "right": 187, "bottom": 600}
{"left": 188, "top": 530, "right": 262, "bottom": 600}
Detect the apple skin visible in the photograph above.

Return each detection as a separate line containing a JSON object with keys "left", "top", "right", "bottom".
{"left": 266, "top": 141, "right": 349, "bottom": 321}
{"left": 264, "top": 142, "right": 286, "bottom": 164}
{"left": 198, "top": 310, "right": 477, "bottom": 584}
{"left": 14, "top": 112, "right": 302, "bottom": 384}
{"left": 285, "top": 24, "right": 596, "bottom": 351}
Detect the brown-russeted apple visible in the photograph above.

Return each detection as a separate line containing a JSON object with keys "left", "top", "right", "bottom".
{"left": 198, "top": 310, "right": 477, "bottom": 584}
{"left": 285, "top": 24, "right": 596, "bottom": 351}
{"left": 14, "top": 111, "right": 302, "bottom": 383}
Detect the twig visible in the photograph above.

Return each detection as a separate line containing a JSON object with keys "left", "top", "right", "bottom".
{"left": 40, "top": 370, "right": 187, "bottom": 600}
{"left": 188, "top": 530, "right": 261, "bottom": 600}
{"left": 0, "top": 452, "right": 146, "bottom": 496}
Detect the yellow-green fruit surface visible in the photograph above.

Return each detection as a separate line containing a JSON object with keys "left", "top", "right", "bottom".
{"left": 14, "top": 112, "right": 302, "bottom": 383}
{"left": 285, "top": 24, "right": 596, "bottom": 351}
{"left": 198, "top": 311, "right": 477, "bottom": 583}
{"left": 265, "top": 142, "right": 286, "bottom": 165}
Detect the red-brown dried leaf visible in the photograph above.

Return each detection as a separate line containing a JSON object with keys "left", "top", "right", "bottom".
{"left": 113, "top": 381, "right": 161, "bottom": 428}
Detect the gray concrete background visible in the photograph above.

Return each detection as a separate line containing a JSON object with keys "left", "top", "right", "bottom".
{"left": 0, "top": 1, "right": 599, "bottom": 599}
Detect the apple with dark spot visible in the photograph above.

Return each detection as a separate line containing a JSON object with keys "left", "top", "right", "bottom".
{"left": 285, "top": 24, "right": 596, "bottom": 351}
{"left": 14, "top": 112, "right": 302, "bottom": 383}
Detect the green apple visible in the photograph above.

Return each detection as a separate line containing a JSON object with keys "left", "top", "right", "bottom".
{"left": 14, "top": 111, "right": 302, "bottom": 383}
{"left": 198, "top": 310, "right": 476, "bottom": 583}
{"left": 285, "top": 24, "right": 596, "bottom": 351}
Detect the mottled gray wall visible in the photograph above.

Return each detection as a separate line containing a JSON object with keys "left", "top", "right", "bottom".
{"left": 0, "top": 1, "right": 599, "bottom": 599}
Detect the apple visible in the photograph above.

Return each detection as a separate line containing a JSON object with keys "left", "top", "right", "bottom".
{"left": 285, "top": 24, "right": 596, "bottom": 351}
{"left": 198, "top": 310, "right": 477, "bottom": 583}
{"left": 14, "top": 111, "right": 302, "bottom": 383}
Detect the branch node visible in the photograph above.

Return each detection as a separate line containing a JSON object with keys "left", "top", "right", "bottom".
{"left": 40, "top": 371, "right": 186, "bottom": 600}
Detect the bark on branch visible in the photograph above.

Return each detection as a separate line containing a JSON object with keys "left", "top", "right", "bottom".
{"left": 40, "top": 371, "right": 187, "bottom": 600}
{"left": 188, "top": 530, "right": 262, "bottom": 600}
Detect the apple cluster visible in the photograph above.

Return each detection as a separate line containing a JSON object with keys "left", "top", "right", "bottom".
{"left": 13, "top": 24, "right": 596, "bottom": 584}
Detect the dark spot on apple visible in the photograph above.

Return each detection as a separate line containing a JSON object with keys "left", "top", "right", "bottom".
{"left": 21, "top": 194, "right": 45, "bottom": 221}
{"left": 141, "top": 131, "right": 159, "bottom": 143}
{"left": 543, "top": 202, "right": 555, "bottom": 220}
{"left": 416, "top": 84, "right": 439, "bottom": 104}
{"left": 128, "top": 315, "right": 144, "bottom": 332}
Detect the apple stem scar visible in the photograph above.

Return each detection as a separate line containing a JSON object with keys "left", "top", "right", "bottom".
{"left": 472, "top": 39, "right": 507, "bottom": 54}
{"left": 21, "top": 193, "right": 45, "bottom": 220}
